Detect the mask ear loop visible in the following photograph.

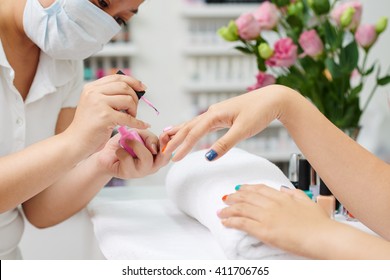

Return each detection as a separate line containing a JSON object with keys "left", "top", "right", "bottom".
{"left": 117, "top": 70, "right": 160, "bottom": 115}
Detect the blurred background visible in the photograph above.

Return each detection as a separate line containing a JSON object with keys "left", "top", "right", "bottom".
{"left": 85, "top": 0, "right": 390, "bottom": 187}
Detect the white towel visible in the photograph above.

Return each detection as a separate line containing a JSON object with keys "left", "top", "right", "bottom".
{"left": 88, "top": 198, "right": 227, "bottom": 259}
{"left": 166, "top": 148, "right": 304, "bottom": 259}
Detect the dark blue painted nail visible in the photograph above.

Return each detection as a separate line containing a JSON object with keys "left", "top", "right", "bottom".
{"left": 205, "top": 149, "right": 218, "bottom": 161}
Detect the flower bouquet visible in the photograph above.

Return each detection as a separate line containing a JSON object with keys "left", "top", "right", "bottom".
{"left": 218, "top": 0, "right": 390, "bottom": 129}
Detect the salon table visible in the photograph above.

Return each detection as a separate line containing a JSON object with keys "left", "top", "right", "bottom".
{"left": 87, "top": 185, "right": 227, "bottom": 260}
{"left": 85, "top": 185, "right": 377, "bottom": 260}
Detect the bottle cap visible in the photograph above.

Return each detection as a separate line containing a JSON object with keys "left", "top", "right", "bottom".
{"left": 298, "top": 159, "right": 311, "bottom": 191}
{"left": 288, "top": 153, "right": 301, "bottom": 183}
{"left": 319, "top": 179, "right": 332, "bottom": 196}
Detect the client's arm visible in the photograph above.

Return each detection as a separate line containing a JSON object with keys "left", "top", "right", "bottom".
{"left": 161, "top": 85, "right": 390, "bottom": 242}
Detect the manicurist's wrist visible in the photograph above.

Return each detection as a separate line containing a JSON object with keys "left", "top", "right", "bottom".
{"left": 56, "top": 130, "right": 91, "bottom": 164}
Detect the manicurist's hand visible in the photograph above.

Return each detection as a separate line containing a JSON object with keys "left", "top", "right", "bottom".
{"left": 160, "top": 85, "right": 294, "bottom": 161}
{"left": 63, "top": 74, "right": 151, "bottom": 156}
{"left": 97, "top": 130, "right": 171, "bottom": 179}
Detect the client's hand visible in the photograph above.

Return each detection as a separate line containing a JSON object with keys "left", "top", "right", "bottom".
{"left": 218, "top": 184, "right": 333, "bottom": 257}
{"left": 160, "top": 85, "right": 294, "bottom": 161}
{"left": 98, "top": 130, "right": 171, "bottom": 179}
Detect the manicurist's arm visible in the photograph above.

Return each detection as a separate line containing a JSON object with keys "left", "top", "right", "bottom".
{"left": 22, "top": 130, "right": 170, "bottom": 228}
{"left": 0, "top": 75, "right": 149, "bottom": 214}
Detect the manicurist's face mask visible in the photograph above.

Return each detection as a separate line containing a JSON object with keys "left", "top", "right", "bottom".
{"left": 23, "top": 0, "right": 121, "bottom": 60}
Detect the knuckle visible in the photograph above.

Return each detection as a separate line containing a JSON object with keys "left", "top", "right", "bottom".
{"left": 233, "top": 217, "right": 249, "bottom": 228}
{"left": 119, "top": 81, "right": 131, "bottom": 92}
{"left": 207, "top": 103, "right": 219, "bottom": 113}
{"left": 183, "top": 131, "right": 199, "bottom": 145}
{"left": 230, "top": 204, "right": 246, "bottom": 216}
{"left": 214, "top": 140, "right": 230, "bottom": 153}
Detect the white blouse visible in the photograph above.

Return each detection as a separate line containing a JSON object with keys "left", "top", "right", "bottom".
{"left": 0, "top": 40, "right": 83, "bottom": 259}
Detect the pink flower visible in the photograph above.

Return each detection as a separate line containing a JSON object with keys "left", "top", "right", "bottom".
{"left": 248, "top": 72, "right": 276, "bottom": 91}
{"left": 266, "top": 38, "right": 298, "bottom": 67}
{"left": 355, "top": 24, "right": 378, "bottom": 48}
{"left": 331, "top": 1, "right": 362, "bottom": 30}
{"left": 235, "top": 13, "right": 261, "bottom": 40}
{"left": 299, "top": 30, "right": 324, "bottom": 58}
{"left": 253, "top": 2, "right": 279, "bottom": 30}
{"left": 351, "top": 68, "right": 360, "bottom": 80}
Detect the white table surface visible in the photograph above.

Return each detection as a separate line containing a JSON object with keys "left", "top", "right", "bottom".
{"left": 87, "top": 185, "right": 229, "bottom": 260}
{"left": 87, "top": 185, "right": 378, "bottom": 260}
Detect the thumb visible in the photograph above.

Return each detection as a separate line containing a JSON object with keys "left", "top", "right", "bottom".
{"left": 205, "top": 122, "right": 248, "bottom": 161}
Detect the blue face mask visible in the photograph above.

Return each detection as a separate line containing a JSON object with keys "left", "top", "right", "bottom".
{"left": 23, "top": 0, "right": 121, "bottom": 60}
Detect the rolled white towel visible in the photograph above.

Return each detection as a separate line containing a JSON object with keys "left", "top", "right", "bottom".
{"left": 166, "top": 148, "right": 304, "bottom": 259}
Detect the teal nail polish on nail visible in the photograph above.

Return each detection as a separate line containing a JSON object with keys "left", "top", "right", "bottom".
{"left": 235, "top": 185, "right": 241, "bottom": 191}
{"left": 205, "top": 149, "right": 218, "bottom": 161}
{"left": 304, "top": 190, "right": 313, "bottom": 200}
{"left": 171, "top": 152, "right": 175, "bottom": 159}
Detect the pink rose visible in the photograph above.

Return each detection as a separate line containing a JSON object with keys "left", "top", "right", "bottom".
{"left": 331, "top": 1, "right": 362, "bottom": 30}
{"left": 355, "top": 24, "right": 378, "bottom": 48}
{"left": 253, "top": 2, "right": 279, "bottom": 30}
{"left": 266, "top": 38, "right": 298, "bottom": 67}
{"left": 299, "top": 30, "right": 324, "bottom": 58}
{"left": 248, "top": 72, "right": 276, "bottom": 91}
{"left": 235, "top": 13, "right": 261, "bottom": 40}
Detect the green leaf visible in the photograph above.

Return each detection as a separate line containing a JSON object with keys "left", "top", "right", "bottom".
{"left": 339, "top": 40, "right": 359, "bottom": 74}
{"left": 359, "top": 63, "right": 376, "bottom": 76}
{"left": 323, "top": 20, "right": 341, "bottom": 51}
{"left": 286, "top": 15, "right": 303, "bottom": 41}
{"left": 350, "top": 83, "right": 363, "bottom": 99}
{"left": 377, "top": 75, "right": 390, "bottom": 86}
{"left": 325, "top": 58, "right": 343, "bottom": 79}
{"left": 234, "top": 46, "right": 253, "bottom": 55}
{"left": 272, "top": 0, "right": 290, "bottom": 7}
{"left": 256, "top": 56, "right": 267, "bottom": 72}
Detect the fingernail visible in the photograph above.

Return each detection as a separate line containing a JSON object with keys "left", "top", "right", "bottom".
{"left": 222, "top": 194, "right": 228, "bottom": 201}
{"left": 140, "top": 82, "right": 147, "bottom": 91}
{"left": 171, "top": 152, "right": 175, "bottom": 159}
{"left": 162, "top": 145, "right": 167, "bottom": 153}
{"left": 235, "top": 185, "right": 241, "bottom": 191}
{"left": 216, "top": 209, "right": 222, "bottom": 217}
{"left": 205, "top": 149, "right": 218, "bottom": 161}
{"left": 163, "top": 126, "right": 173, "bottom": 132}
